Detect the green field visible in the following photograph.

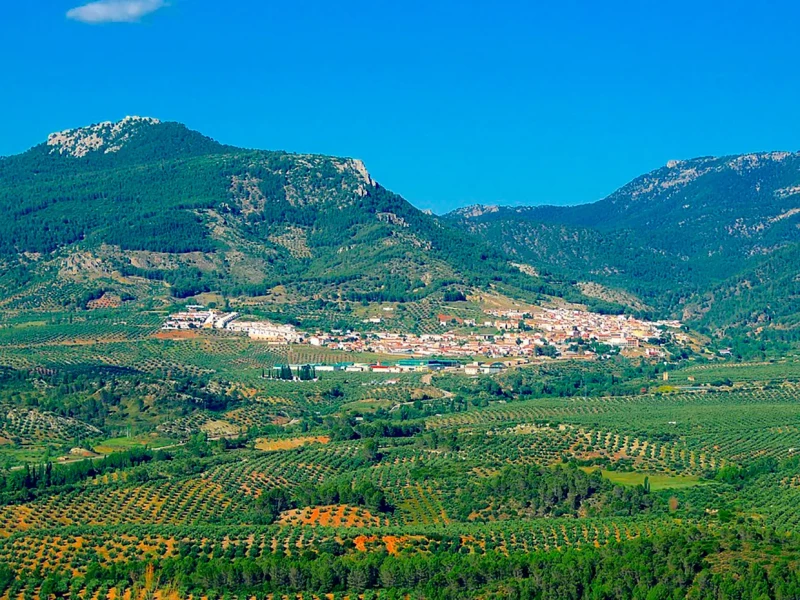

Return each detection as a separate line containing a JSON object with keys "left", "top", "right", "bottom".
{"left": 582, "top": 468, "right": 703, "bottom": 490}
{"left": 92, "top": 434, "right": 177, "bottom": 454}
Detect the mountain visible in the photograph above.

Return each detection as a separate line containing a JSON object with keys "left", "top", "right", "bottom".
{"left": 0, "top": 117, "right": 586, "bottom": 322}
{"left": 9, "top": 117, "right": 796, "bottom": 341}
{"left": 446, "top": 152, "right": 800, "bottom": 338}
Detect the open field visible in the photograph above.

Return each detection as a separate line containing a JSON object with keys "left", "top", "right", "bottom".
{"left": 581, "top": 468, "right": 703, "bottom": 490}
{"left": 92, "top": 434, "right": 177, "bottom": 454}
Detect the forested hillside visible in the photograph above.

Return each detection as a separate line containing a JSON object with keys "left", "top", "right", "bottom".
{"left": 6, "top": 116, "right": 798, "bottom": 339}
{"left": 0, "top": 117, "right": 587, "bottom": 313}
{"left": 446, "top": 152, "right": 800, "bottom": 339}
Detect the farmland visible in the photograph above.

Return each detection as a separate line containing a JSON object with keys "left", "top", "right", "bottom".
{"left": 0, "top": 312, "right": 799, "bottom": 597}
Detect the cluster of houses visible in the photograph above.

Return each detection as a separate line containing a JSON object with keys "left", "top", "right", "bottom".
{"left": 162, "top": 308, "right": 303, "bottom": 344}
{"left": 483, "top": 308, "right": 680, "bottom": 351}
{"left": 342, "top": 309, "right": 680, "bottom": 359}
{"left": 329, "top": 331, "right": 554, "bottom": 358}
{"left": 161, "top": 307, "right": 240, "bottom": 331}
{"left": 227, "top": 320, "right": 303, "bottom": 344}
{"left": 162, "top": 304, "right": 683, "bottom": 364}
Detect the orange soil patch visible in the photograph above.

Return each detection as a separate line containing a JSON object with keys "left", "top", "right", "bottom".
{"left": 352, "top": 534, "right": 411, "bottom": 555}
{"left": 278, "top": 505, "right": 383, "bottom": 528}
{"left": 255, "top": 436, "right": 330, "bottom": 452}
{"left": 318, "top": 507, "right": 333, "bottom": 527}
{"left": 154, "top": 330, "right": 200, "bottom": 340}
{"left": 384, "top": 535, "right": 410, "bottom": 555}
{"left": 353, "top": 535, "right": 378, "bottom": 552}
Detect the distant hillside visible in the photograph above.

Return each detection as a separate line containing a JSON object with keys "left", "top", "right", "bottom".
{"left": 446, "top": 152, "right": 800, "bottom": 339}
{"left": 0, "top": 117, "right": 590, "bottom": 318}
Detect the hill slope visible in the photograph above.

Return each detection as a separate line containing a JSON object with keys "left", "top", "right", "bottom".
{"left": 446, "top": 152, "right": 800, "bottom": 336}
{"left": 0, "top": 117, "right": 583, "bottom": 318}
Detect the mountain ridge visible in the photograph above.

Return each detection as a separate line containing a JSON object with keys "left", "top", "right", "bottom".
{"left": 448, "top": 150, "right": 800, "bottom": 219}
{"left": 0, "top": 117, "right": 596, "bottom": 328}
{"left": 445, "top": 150, "right": 800, "bottom": 338}
{"left": 3, "top": 116, "right": 799, "bottom": 340}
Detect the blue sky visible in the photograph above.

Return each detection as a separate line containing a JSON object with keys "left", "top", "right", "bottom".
{"left": 2, "top": 1, "right": 800, "bottom": 213}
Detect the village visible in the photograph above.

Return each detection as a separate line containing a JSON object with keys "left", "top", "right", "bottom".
{"left": 161, "top": 304, "right": 683, "bottom": 375}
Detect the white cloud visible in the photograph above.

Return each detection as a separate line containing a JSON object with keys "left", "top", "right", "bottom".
{"left": 66, "top": 0, "right": 167, "bottom": 24}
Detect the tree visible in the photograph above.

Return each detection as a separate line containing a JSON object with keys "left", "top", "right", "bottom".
{"left": 362, "top": 438, "right": 380, "bottom": 463}
{"left": 299, "top": 365, "right": 314, "bottom": 381}
{"left": 256, "top": 488, "right": 294, "bottom": 524}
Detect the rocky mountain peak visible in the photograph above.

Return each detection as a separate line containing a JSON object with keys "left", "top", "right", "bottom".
{"left": 451, "top": 204, "right": 500, "bottom": 219}
{"left": 46, "top": 116, "right": 161, "bottom": 158}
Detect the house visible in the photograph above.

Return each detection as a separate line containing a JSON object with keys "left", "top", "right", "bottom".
{"left": 213, "top": 312, "right": 239, "bottom": 329}
{"left": 605, "top": 337, "right": 639, "bottom": 349}
{"left": 464, "top": 362, "right": 483, "bottom": 376}
{"left": 438, "top": 314, "right": 464, "bottom": 326}
{"left": 229, "top": 320, "right": 302, "bottom": 344}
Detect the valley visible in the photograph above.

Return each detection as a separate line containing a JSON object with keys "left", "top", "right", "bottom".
{"left": 0, "top": 118, "right": 798, "bottom": 598}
